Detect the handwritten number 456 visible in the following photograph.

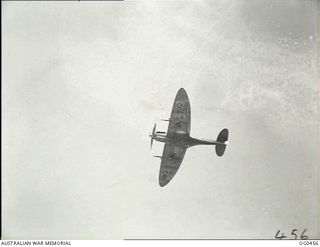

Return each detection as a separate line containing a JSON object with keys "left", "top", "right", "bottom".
{"left": 275, "top": 229, "right": 308, "bottom": 240}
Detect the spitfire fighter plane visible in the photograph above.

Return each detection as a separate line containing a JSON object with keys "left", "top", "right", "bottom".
{"left": 150, "top": 88, "right": 229, "bottom": 187}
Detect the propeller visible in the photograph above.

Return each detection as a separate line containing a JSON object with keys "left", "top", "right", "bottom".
{"left": 149, "top": 123, "right": 156, "bottom": 149}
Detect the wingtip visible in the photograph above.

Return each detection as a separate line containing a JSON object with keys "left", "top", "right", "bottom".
{"left": 177, "top": 88, "right": 188, "bottom": 98}
{"left": 159, "top": 179, "right": 169, "bottom": 187}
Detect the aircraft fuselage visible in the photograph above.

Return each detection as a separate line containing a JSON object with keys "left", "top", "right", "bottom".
{"left": 153, "top": 132, "right": 221, "bottom": 148}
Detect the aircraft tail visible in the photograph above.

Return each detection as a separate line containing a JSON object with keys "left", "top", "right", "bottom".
{"left": 215, "top": 128, "right": 229, "bottom": 157}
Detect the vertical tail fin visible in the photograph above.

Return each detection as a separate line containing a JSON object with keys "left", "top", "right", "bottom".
{"left": 215, "top": 128, "right": 229, "bottom": 156}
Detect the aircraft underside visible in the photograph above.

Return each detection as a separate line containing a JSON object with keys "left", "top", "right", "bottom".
{"left": 150, "top": 88, "right": 229, "bottom": 186}
{"left": 155, "top": 134, "right": 219, "bottom": 148}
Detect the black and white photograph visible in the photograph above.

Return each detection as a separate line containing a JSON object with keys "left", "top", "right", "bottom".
{"left": 2, "top": 0, "right": 319, "bottom": 241}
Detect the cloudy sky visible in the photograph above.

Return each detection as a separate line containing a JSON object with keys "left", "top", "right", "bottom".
{"left": 2, "top": 0, "right": 319, "bottom": 239}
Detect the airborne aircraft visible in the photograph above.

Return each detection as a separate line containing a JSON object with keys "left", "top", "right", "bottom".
{"left": 150, "top": 88, "right": 229, "bottom": 187}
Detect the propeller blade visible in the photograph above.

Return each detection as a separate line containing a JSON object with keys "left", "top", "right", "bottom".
{"left": 150, "top": 123, "right": 156, "bottom": 149}
{"left": 152, "top": 123, "right": 156, "bottom": 135}
{"left": 150, "top": 137, "right": 154, "bottom": 149}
